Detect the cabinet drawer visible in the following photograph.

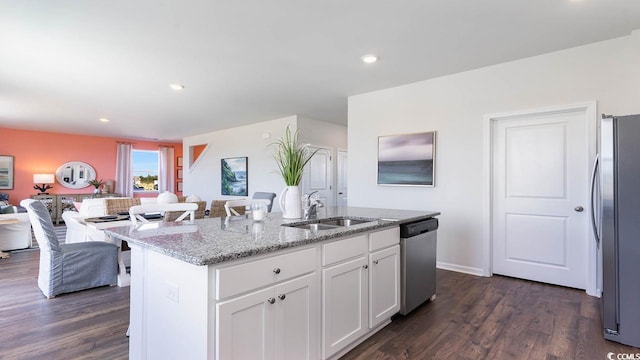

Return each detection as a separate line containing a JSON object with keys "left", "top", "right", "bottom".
{"left": 322, "top": 234, "right": 367, "bottom": 266}
{"left": 216, "top": 247, "right": 317, "bottom": 300}
{"left": 369, "top": 227, "right": 400, "bottom": 252}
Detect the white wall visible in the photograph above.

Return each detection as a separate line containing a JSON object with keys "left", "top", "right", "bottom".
{"left": 182, "top": 115, "right": 347, "bottom": 209}
{"left": 298, "top": 117, "right": 348, "bottom": 151}
{"left": 348, "top": 31, "right": 640, "bottom": 274}
{"left": 182, "top": 116, "right": 297, "bottom": 206}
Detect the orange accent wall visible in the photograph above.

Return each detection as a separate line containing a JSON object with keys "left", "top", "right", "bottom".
{"left": 0, "top": 127, "right": 182, "bottom": 204}
{"left": 192, "top": 144, "right": 207, "bottom": 165}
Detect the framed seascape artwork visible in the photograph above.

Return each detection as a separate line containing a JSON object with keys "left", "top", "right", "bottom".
{"left": 0, "top": 155, "right": 14, "bottom": 190}
{"left": 221, "top": 157, "right": 248, "bottom": 196}
{"left": 377, "top": 131, "right": 435, "bottom": 187}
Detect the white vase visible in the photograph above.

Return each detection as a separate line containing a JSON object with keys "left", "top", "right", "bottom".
{"left": 279, "top": 185, "right": 302, "bottom": 219}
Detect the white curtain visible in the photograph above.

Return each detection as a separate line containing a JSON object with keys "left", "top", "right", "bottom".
{"left": 115, "top": 143, "right": 133, "bottom": 197}
{"left": 158, "top": 146, "right": 175, "bottom": 193}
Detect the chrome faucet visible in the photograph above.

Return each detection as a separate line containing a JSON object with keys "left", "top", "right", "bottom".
{"left": 303, "top": 191, "right": 324, "bottom": 220}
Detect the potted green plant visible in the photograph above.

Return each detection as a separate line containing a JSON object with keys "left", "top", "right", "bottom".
{"left": 272, "top": 125, "right": 318, "bottom": 218}
{"left": 88, "top": 179, "right": 104, "bottom": 196}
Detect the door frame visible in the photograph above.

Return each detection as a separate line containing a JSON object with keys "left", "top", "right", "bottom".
{"left": 302, "top": 144, "right": 335, "bottom": 206}
{"left": 337, "top": 148, "right": 348, "bottom": 207}
{"left": 482, "top": 101, "right": 598, "bottom": 296}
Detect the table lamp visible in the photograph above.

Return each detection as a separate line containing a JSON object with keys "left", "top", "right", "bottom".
{"left": 33, "top": 174, "right": 55, "bottom": 194}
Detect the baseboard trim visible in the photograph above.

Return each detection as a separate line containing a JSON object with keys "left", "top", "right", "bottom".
{"left": 436, "top": 261, "right": 485, "bottom": 277}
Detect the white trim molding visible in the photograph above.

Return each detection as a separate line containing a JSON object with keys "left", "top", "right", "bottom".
{"left": 436, "top": 261, "right": 485, "bottom": 277}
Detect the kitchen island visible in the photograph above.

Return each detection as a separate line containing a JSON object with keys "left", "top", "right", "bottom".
{"left": 105, "top": 207, "right": 439, "bottom": 360}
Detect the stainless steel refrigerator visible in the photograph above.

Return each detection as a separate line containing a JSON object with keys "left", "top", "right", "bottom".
{"left": 592, "top": 113, "right": 640, "bottom": 347}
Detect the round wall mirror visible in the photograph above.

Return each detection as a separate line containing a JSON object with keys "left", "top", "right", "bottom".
{"left": 55, "top": 161, "right": 97, "bottom": 189}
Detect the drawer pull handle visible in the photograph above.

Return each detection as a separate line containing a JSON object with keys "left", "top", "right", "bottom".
{"left": 363, "top": 264, "right": 368, "bottom": 270}
{"left": 373, "top": 260, "right": 379, "bottom": 265}
{"left": 278, "top": 294, "right": 286, "bottom": 300}
{"left": 273, "top": 268, "right": 281, "bottom": 274}
{"left": 267, "top": 298, "right": 275, "bottom": 304}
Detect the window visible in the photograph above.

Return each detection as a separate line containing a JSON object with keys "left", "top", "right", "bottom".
{"left": 132, "top": 150, "right": 159, "bottom": 192}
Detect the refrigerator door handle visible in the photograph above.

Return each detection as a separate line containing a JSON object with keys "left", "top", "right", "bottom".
{"left": 590, "top": 153, "right": 600, "bottom": 248}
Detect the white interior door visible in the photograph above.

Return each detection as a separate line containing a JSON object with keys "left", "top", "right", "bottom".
{"left": 302, "top": 147, "right": 333, "bottom": 207}
{"left": 492, "top": 109, "right": 589, "bottom": 289}
{"left": 337, "top": 150, "right": 348, "bottom": 207}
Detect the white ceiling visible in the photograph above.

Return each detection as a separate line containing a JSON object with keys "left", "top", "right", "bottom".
{"left": 1, "top": 0, "right": 639, "bottom": 142}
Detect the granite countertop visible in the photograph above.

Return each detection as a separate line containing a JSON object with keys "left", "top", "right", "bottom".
{"left": 104, "top": 206, "right": 440, "bottom": 266}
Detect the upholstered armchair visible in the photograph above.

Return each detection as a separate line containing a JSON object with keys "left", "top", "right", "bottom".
{"left": 0, "top": 211, "right": 32, "bottom": 251}
{"left": 20, "top": 199, "right": 119, "bottom": 298}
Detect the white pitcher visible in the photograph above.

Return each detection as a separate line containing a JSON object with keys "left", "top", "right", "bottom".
{"left": 279, "top": 185, "right": 302, "bottom": 219}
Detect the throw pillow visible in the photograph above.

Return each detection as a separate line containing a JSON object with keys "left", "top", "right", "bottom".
{"left": 0, "top": 205, "right": 15, "bottom": 214}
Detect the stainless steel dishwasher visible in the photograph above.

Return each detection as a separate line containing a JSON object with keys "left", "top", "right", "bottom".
{"left": 399, "top": 217, "right": 438, "bottom": 315}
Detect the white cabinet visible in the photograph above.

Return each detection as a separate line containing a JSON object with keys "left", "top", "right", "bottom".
{"left": 322, "top": 256, "right": 368, "bottom": 359}
{"left": 216, "top": 286, "right": 273, "bottom": 360}
{"left": 369, "top": 245, "right": 400, "bottom": 328}
{"left": 321, "top": 227, "right": 400, "bottom": 359}
{"left": 129, "top": 225, "right": 400, "bottom": 360}
{"left": 217, "top": 272, "right": 318, "bottom": 360}
{"left": 274, "top": 273, "right": 318, "bottom": 360}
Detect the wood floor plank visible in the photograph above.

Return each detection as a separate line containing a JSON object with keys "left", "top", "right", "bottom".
{"left": 2, "top": 249, "right": 639, "bottom": 359}
{"left": 0, "top": 250, "right": 129, "bottom": 359}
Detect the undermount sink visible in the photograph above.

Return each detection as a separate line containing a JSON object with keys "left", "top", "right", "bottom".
{"left": 283, "top": 217, "right": 377, "bottom": 230}
{"left": 317, "top": 218, "right": 372, "bottom": 227}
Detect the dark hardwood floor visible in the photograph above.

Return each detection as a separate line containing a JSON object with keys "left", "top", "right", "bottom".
{"left": 0, "top": 250, "right": 130, "bottom": 360}
{"left": 1, "top": 250, "right": 636, "bottom": 359}
{"left": 342, "top": 268, "right": 638, "bottom": 360}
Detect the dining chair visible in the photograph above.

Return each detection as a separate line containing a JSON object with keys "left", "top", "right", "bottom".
{"left": 252, "top": 192, "right": 277, "bottom": 212}
{"left": 224, "top": 199, "right": 270, "bottom": 216}
{"left": 129, "top": 202, "right": 198, "bottom": 225}
{"left": 165, "top": 200, "right": 207, "bottom": 221}
{"left": 104, "top": 198, "right": 142, "bottom": 215}
{"left": 61, "top": 210, "right": 88, "bottom": 243}
{"left": 20, "top": 199, "right": 119, "bottom": 299}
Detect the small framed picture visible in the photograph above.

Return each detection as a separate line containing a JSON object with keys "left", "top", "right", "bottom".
{"left": 221, "top": 157, "right": 248, "bottom": 196}
{"left": 177, "top": 181, "right": 183, "bottom": 192}
{"left": 0, "top": 155, "right": 14, "bottom": 190}
{"left": 177, "top": 156, "right": 183, "bottom": 167}
{"left": 177, "top": 169, "right": 183, "bottom": 179}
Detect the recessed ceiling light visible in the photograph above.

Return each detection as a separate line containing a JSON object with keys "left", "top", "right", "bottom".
{"left": 361, "top": 54, "right": 378, "bottom": 64}
{"left": 169, "top": 84, "right": 185, "bottom": 91}
{"left": 99, "top": 118, "right": 110, "bottom": 123}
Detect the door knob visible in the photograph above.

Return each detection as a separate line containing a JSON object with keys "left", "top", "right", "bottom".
{"left": 267, "top": 298, "right": 275, "bottom": 304}
{"left": 575, "top": 206, "right": 584, "bottom": 212}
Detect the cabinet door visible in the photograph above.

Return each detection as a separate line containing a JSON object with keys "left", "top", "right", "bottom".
{"left": 216, "top": 287, "right": 275, "bottom": 360}
{"left": 57, "top": 194, "right": 78, "bottom": 224}
{"left": 322, "top": 256, "right": 368, "bottom": 359}
{"left": 369, "top": 245, "right": 400, "bottom": 328}
{"left": 273, "top": 273, "right": 318, "bottom": 360}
